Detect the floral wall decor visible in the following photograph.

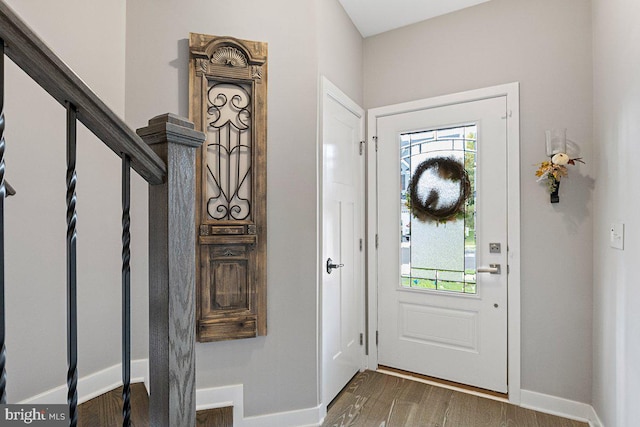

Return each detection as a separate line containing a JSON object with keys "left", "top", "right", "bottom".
{"left": 535, "top": 129, "right": 585, "bottom": 203}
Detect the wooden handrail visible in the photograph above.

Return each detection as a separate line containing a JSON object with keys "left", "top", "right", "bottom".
{"left": 0, "top": 1, "right": 166, "bottom": 184}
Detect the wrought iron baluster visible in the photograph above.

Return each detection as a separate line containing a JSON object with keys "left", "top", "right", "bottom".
{"left": 66, "top": 102, "right": 78, "bottom": 427}
{"left": 121, "top": 155, "right": 131, "bottom": 427}
{"left": 0, "top": 37, "right": 7, "bottom": 405}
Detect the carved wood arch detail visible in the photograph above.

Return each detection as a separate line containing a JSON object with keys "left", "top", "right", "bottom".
{"left": 191, "top": 34, "right": 266, "bottom": 82}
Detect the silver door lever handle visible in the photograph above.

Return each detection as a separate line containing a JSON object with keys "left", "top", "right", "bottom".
{"left": 477, "top": 264, "right": 501, "bottom": 274}
{"left": 326, "top": 258, "right": 344, "bottom": 274}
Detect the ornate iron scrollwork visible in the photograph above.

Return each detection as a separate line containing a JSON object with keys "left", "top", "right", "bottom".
{"left": 205, "top": 82, "right": 252, "bottom": 221}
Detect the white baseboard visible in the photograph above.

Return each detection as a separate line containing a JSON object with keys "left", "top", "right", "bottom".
{"left": 23, "top": 367, "right": 608, "bottom": 427}
{"left": 20, "top": 359, "right": 149, "bottom": 405}
{"left": 587, "top": 405, "right": 604, "bottom": 427}
{"left": 20, "top": 359, "right": 324, "bottom": 426}
{"left": 196, "top": 384, "right": 245, "bottom": 424}
{"left": 196, "top": 384, "right": 323, "bottom": 427}
{"left": 244, "top": 405, "right": 323, "bottom": 427}
{"left": 521, "top": 389, "right": 603, "bottom": 427}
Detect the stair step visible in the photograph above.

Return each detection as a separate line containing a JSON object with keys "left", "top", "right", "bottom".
{"left": 77, "top": 383, "right": 233, "bottom": 426}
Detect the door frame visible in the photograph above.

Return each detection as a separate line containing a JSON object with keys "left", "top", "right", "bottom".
{"left": 317, "top": 76, "right": 367, "bottom": 412}
{"left": 366, "top": 82, "right": 521, "bottom": 404}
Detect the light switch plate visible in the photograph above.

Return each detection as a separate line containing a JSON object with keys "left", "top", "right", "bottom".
{"left": 610, "top": 222, "right": 624, "bottom": 250}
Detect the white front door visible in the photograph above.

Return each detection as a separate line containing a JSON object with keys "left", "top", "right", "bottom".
{"left": 321, "top": 78, "right": 365, "bottom": 405}
{"left": 376, "top": 96, "right": 509, "bottom": 393}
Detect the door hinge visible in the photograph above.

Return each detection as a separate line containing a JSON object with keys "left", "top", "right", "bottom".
{"left": 376, "top": 330, "right": 379, "bottom": 346}
{"left": 375, "top": 234, "right": 379, "bottom": 249}
{"left": 507, "top": 264, "right": 510, "bottom": 274}
{"left": 373, "top": 136, "right": 378, "bottom": 152}
{"left": 359, "top": 333, "right": 363, "bottom": 346}
{"left": 359, "top": 140, "right": 365, "bottom": 155}
{"left": 359, "top": 238, "right": 363, "bottom": 251}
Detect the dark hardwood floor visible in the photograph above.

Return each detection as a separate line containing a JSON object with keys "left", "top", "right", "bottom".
{"left": 77, "top": 373, "right": 588, "bottom": 426}
{"left": 196, "top": 407, "right": 234, "bottom": 427}
{"left": 78, "top": 384, "right": 149, "bottom": 427}
{"left": 323, "top": 371, "right": 589, "bottom": 427}
{"left": 77, "top": 383, "right": 232, "bottom": 427}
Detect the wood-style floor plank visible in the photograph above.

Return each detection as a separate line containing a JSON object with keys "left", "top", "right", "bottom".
{"left": 535, "top": 411, "right": 581, "bottom": 427}
{"left": 77, "top": 383, "right": 232, "bottom": 427}
{"left": 77, "top": 371, "right": 590, "bottom": 427}
{"left": 323, "top": 371, "right": 589, "bottom": 427}
{"left": 351, "top": 372, "right": 404, "bottom": 426}
{"left": 196, "top": 406, "right": 233, "bottom": 427}
{"left": 412, "top": 384, "right": 454, "bottom": 426}
{"left": 386, "top": 380, "right": 428, "bottom": 426}
{"left": 506, "top": 403, "right": 539, "bottom": 426}
{"left": 443, "top": 391, "right": 480, "bottom": 427}
{"left": 78, "top": 383, "right": 149, "bottom": 427}
{"left": 474, "top": 395, "right": 507, "bottom": 427}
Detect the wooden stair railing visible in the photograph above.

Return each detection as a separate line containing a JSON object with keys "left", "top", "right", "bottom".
{"left": 0, "top": 1, "right": 205, "bottom": 426}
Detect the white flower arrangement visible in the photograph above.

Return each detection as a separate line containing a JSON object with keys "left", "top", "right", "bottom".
{"left": 535, "top": 153, "right": 584, "bottom": 193}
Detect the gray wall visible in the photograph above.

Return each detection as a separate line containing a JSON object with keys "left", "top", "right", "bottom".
{"left": 592, "top": 0, "right": 640, "bottom": 425}
{"left": 363, "top": 0, "right": 594, "bottom": 403}
{"left": 125, "top": 0, "right": 360, "bottom": 417}
{"left": 316, "top": 0, "right": 364, "bottom": 106}
{"left": 3, "top": 0, "right": 150, "bottom": 402}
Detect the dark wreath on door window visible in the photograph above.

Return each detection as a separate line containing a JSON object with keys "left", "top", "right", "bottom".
{"left": 408, "top": 156, "right": 471, "bottom": 223}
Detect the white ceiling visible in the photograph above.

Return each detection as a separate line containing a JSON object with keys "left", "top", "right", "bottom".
{"left": 338, "top": 0, "right": 491, "bottom": 38}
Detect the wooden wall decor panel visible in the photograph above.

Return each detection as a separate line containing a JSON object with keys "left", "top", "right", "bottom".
{"left": 212, "top": 259, "right": 248, "bottom": 308}
{"left": 190, "top": 33, "right": 267, "bottom": 342}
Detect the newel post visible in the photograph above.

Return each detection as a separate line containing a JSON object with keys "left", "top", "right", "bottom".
{"left": 137, "top": 114, "right": 205, "bottom": 427}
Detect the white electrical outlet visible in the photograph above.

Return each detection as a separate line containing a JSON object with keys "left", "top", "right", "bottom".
{"left": 610, "top": 222, "right": 624, "bottom": 250}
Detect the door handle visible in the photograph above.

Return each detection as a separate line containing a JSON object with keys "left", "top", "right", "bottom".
{"left": 477, "top": 264, "right": 501, "bottom": 274}
{"left": 326, "top": 258, "right": 344, "bottom": 274}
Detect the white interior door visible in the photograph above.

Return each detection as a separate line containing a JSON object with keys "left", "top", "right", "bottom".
{"left": 376, "top": 96, "right": 508, "bottom": 393}
{"left": 321, "top": 78, "right": 365, "bottom": 405}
